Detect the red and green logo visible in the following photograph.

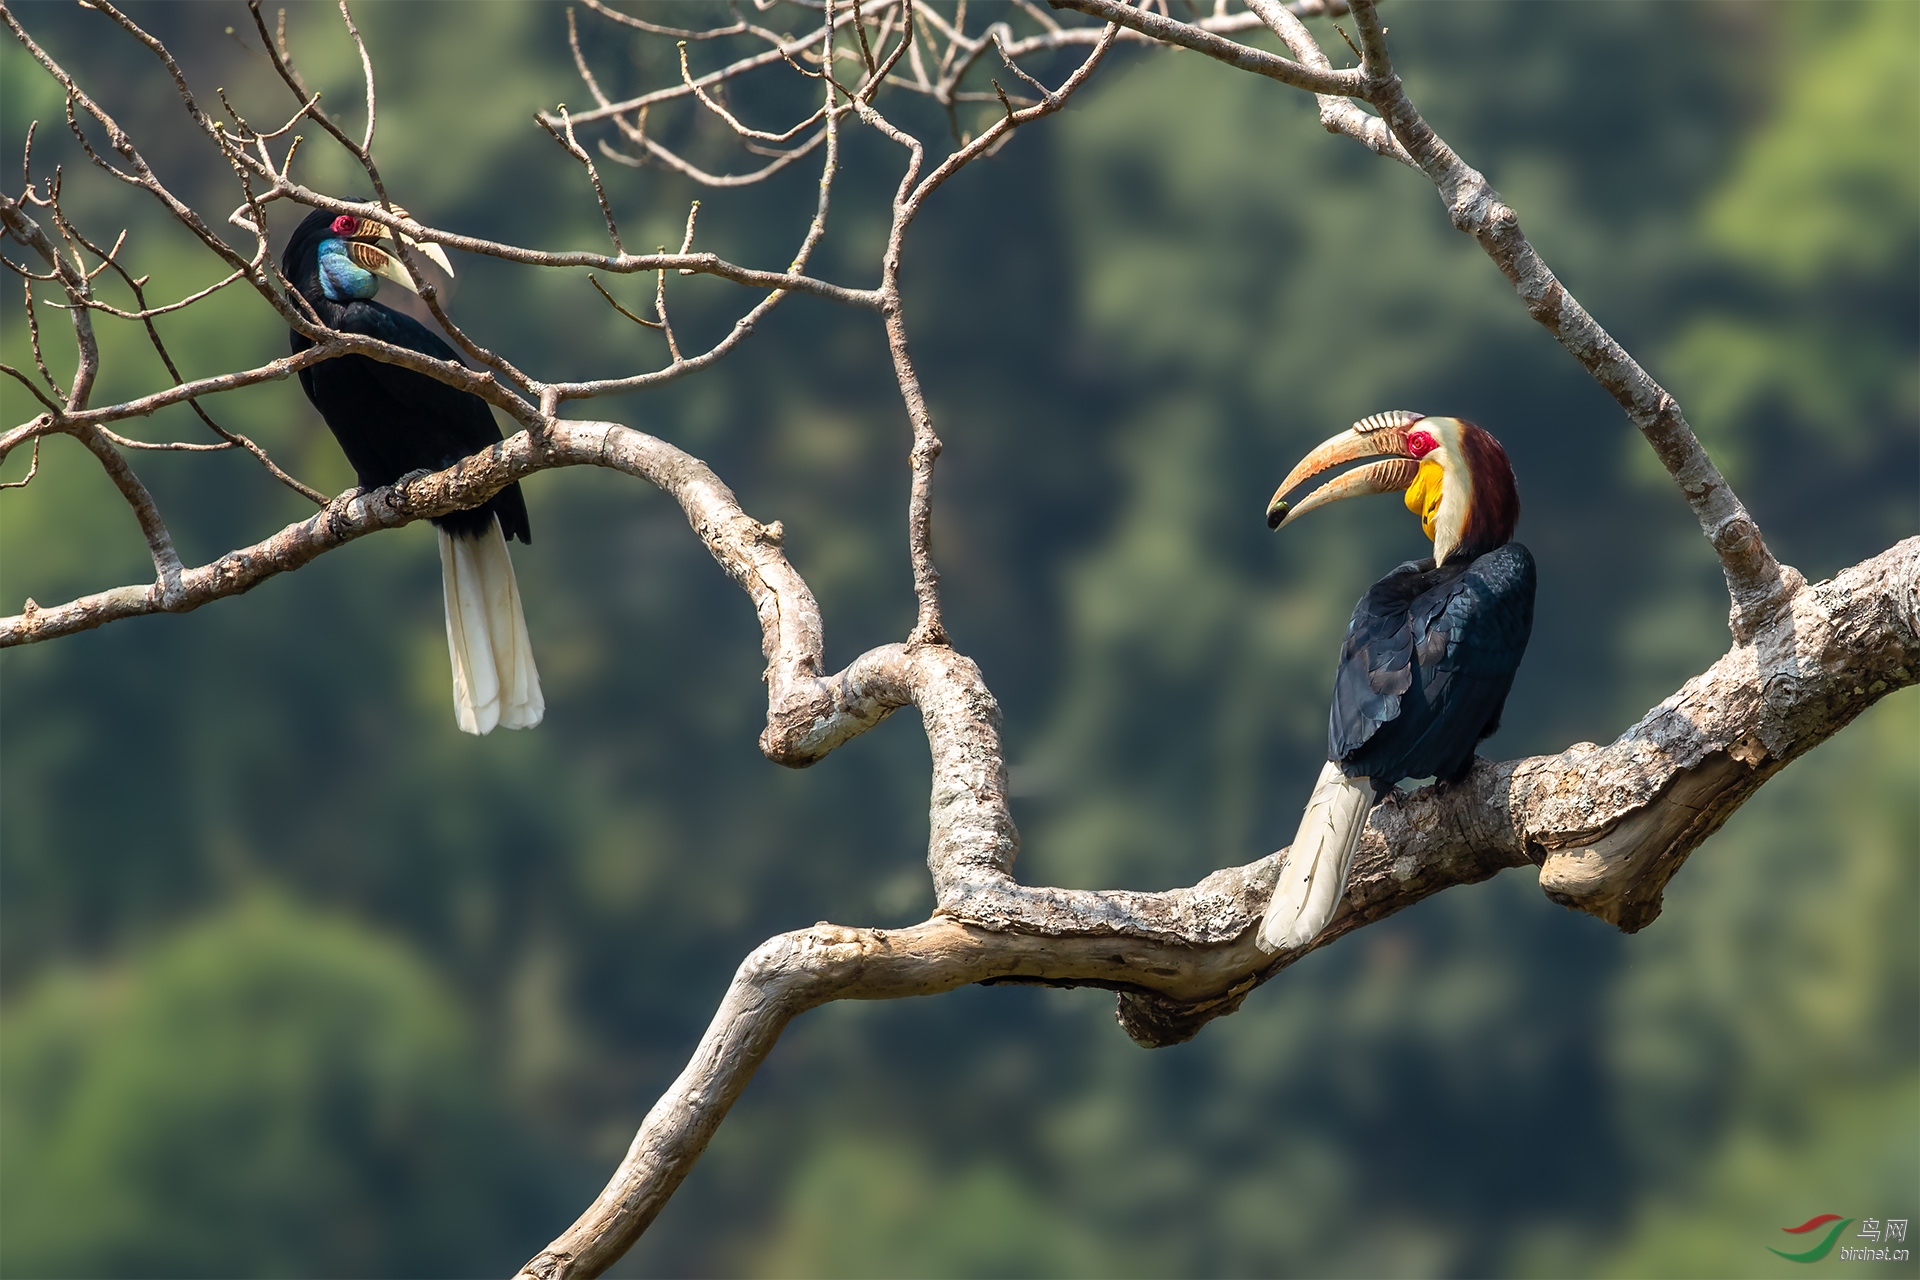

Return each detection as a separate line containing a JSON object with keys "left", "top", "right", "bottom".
{"left": 1770, "top": 1214, "right": 1854, "bottom": 1263}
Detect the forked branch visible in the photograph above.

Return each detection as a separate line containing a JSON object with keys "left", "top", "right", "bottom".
{"left": 2, "top": 7, "right": 1909, "bottom": 1280}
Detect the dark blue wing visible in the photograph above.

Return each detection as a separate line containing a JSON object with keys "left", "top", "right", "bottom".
{"left": 1329, "top": 543, "right": 1534, "bottom": 788}
{"left": 1329, "top": 557, "right": 1447, "bottom": 761}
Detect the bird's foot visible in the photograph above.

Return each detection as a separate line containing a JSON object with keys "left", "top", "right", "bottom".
{"left": 387, "top": 469, "right": 436, "bottom": 510}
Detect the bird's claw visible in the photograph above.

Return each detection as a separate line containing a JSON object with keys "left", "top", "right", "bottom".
{"left": 390, "top": 469, "right": 435, "bottom": 508}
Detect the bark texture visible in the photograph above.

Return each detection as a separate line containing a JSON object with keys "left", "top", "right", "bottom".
{"left": 2, "top": 5, "right": 1911, "bottom": 1280}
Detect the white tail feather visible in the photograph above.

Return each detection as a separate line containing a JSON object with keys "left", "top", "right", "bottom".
{"left": 1258, "top": 761, "right": 1373, "bottom": 952}
{"left": 438, "top": 522, "right": 544, "bottom": 735}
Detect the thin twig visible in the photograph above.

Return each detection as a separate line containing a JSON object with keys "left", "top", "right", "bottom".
{"left": 1048, "top": 0, "right": 1361, "bottom": 95}
{"left": 247, "top": 0, "right": 392, "bottom": 209}
{"left": 993, "top": 29, "right": 1054, "bottom": 102}
{"left": 580, "top": 0, "right": 748, "bottom": 40}
{"left": 55, "top": 213, "right": 327, "bottom": 504}
{"left": 679, "top": 38, "right": 827, "bottom": 142}
{"left": 21, "top": 277, "right": 65, "bottom": 400}
{"left": 850, "top": 0, "right": 880, "bottom": 76}
{"left": 602, "top": 117, "right": 830, "bottom": 186}
{"left": 587, "top": 273, "right": 663, "bottom": 329}
{"left": 652, "top": 250, "right": 682, "bottom": 363}
{"left": 0, "top": 253, "right": 59, "bottom": 282}
{"left": 337, "top": 0, "right": 377, "bottom": 154}
{"left": 549, "top": 2, "right": 869, "bottom": 126}
{"left": 0, "top": 185, "right": 99, "bottom": 410}
{"left": 11, "top": 5, "right": 306, "bottom": 333}
{"left": 60, "top": 266, "right": 248, "bottom": 320}
{"left": 675, "top": 199, "right": 699, "bottom": 274}
{"left": 1, "top": 362, "right": 62, "bottom": 413}
{"left": 539, "top": 104, "right": 626, "bottom": 254}
{"left": 18, "top": 118, "right": 37, "bottom": 204}
{"left": 98, "top": 429, "right": 231, "bottom": 452}
{"left": 0, "top": 436, "right": 41, "bottom": 490}
{"left": 549, "top": 7, "right": 847, "bottom": 400}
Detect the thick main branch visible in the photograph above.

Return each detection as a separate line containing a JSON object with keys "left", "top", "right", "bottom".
{"left": 518, "top": 536, "right": 1917, "bottom": 1279}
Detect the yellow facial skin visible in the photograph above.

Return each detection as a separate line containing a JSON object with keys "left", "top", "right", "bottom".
{"left": 1404, "top": 459, "right": 1445, "bottom": 540}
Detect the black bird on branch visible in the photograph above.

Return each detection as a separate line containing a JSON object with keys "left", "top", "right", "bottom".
{"left": 1258, "top": 411, "right": 1535, "bottom": 950}
{"left": 282, "top": 206, "right": 542, "bottom": 735}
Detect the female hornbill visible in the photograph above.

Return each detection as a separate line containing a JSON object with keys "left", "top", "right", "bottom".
{"left": 1257, "top": 411, "right": 1534, "bottom": 952}
{"left": 282, "top": 207, "right": 542, "bottom": 735}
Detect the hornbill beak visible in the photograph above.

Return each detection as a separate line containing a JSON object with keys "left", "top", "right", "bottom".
{"left": 1266, "top": 410, "right": 1428, "bottom": 531}
{"left": 340, "top": 207, "right": 455, "bottom": 293}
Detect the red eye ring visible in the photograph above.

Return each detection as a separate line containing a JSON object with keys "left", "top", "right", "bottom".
{"left": 1406, "top": 429, "right": 1439, "bottom": 459}
{"left": 330, "top": 215, "right": 359, "bottom": 236}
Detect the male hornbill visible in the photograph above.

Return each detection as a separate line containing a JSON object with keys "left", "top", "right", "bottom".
{"left": 1257, "top": 411, "right": 1534, "bottom": 952}
{"left": 282, "top": 207, "right": 542, "bottom": 735}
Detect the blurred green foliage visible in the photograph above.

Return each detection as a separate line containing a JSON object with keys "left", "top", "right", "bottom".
{"left": 1, "top": 897, "right": 568, "bottom": 1277}
{"left": 1590, "top": 698, "right": 1918, "bottom": 1279}
{"left": 1, "top": 2, "right": 1913, "bottom": 1277}
{"left": 1665, "top": 0, "right": 1919, "bottom": 493}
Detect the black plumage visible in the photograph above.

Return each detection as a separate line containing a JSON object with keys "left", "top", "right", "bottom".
{"left": 1330, "top": 542, "right": 1535, "bottom": 795}
{"left": 281, "top": 208, "right": 528, "bottom": 543}
{"left": 280, "top": 205, "right": 543, "bottom": 735}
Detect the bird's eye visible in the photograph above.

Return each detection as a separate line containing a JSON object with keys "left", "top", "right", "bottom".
{"left": 1406, "top": 429, "right": 1438, "bottom": 458}
{"left": 330, "top": 215, "right": 359, "bottom": 236}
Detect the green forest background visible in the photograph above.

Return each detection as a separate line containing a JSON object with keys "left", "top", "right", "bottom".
{"left": 2, "top": 2, "right": 1914, "bottom": 1275}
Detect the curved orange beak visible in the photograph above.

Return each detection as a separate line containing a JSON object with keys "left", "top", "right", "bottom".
{"left": 1266, "top": 411, "right": 1427, "bottom": 531}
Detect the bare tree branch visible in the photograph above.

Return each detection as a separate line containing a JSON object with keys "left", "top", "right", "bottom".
{"left": 871, "top": 15, "right": 1121, "bottom": 644}
{"left": 58, "top": 216, "right": 325, "bottom": 503}
{"left": 0, "top": 434, "right": 40, "bottom": 489}
{"left": 519, "top": 529, "right": 1920, "bottom": 1279}
{"left": 579, "top": 0, "right": 749, "bottom": 42}
{"left": 1049, "top": 0, "right": 1792, "bottom": 637}
{"left": 1244, "top": 0, "right": 1409, "bottom": 162}
{"left": 1338, "top": 0, "right": 1791, "bottom": 634}
{"left": 3, "top": 6, "right": 1907, "bottom": 1278}
{"left": 1051, "top": 0, "right": 1361, "bottom": 95}
{"left": 0, "top": 364, "right": 59, "bottom": 415}
{"left": 0, "top": 191, "right": 100, "bottom": 408}
{"left": 538, "top": 104, "right": 625, "bottom": 255}
{"left": 70, "top": 422, "right": 185, "bottom": 600}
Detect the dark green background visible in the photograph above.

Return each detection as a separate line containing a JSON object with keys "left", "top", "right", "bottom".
{"left": 2, "top": 2, "right": 1914, "bottom": 1275}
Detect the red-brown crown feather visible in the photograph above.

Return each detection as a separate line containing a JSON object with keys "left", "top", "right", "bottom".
{"left": 1456, "top": 421, "right": 1520, "bottom": 555}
